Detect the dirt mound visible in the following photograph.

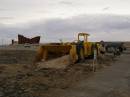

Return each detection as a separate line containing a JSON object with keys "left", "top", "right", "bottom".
{"left": 0, "top": 63, "right": 92, "bottom": 97}
{"left": 0, "top": 55, "right": 115, "bottom": 97}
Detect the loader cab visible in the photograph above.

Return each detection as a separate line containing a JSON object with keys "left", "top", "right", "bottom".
{"left": 78, "top": 33, "right": 89, "bottom": 42}
{"left": 69, "top": 32, "right": 98, "bottom": 63}
{"left": 77, "top": 33, "right": 92, "bottom": 57}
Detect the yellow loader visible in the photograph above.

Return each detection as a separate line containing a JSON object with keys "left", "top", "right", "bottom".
{"left": 70, "top": 33, "right": 99, "bottom": 63}
{"left": 35, "top": 33, "right": 99, "bottom": 69}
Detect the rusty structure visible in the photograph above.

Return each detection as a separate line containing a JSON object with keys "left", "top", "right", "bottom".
{"left": 18, "top": 34, "right": 40, "bottom": 44}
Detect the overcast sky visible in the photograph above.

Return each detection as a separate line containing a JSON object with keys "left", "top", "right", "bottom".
{"left": 0, "top": 0, "right": 130, "bottom": 44}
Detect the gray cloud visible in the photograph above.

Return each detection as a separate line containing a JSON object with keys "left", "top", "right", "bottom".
{"left": 1, "top": 0, "right": 130, "bottom": 25}
{"left": 26, "top": 14, "right": 130, "bottom": 33}
{"left": 0, "top": 8, "right": 11, "bottom": 12}
{"left": 59, "top": 1, "right": 73, "bottom": 5}
{"left": 102, "top": 7, "right": 110, "bottom": 11}
{"left": 0, "top": 16, "right": 14, "bottom": 20}
{"left": 0, "top": 14, "right": 130, "bottom": 44}
{"left": 0, "top": 8, "right": 6, "bottom": 11}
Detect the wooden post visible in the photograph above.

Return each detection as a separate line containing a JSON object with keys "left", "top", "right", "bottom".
{"left": 92, "top": 49, "right": 97, "bottom": 72}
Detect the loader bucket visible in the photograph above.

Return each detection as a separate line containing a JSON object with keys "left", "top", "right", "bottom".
{"left": 35, "top": 44, "right": 72, "bottom": 62}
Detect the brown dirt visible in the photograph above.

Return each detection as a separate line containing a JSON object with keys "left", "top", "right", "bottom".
{"left": 0, "top": 54, "right": 114, "bottom": 97}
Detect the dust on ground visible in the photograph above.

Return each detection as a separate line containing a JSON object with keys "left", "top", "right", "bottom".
{"left": 0, "top": 54, "right": 115, "bottom": 97}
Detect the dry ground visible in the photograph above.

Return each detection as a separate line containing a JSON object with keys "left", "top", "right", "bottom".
{"left": 0, "top": 47, "right": 129, "bottom": 97}
{"left": 57, "top": 48, "right": 130, "bottom": 97}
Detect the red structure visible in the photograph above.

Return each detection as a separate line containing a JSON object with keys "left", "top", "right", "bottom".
{"left": 18, "top": 34, "right": 40, "bottom": 44}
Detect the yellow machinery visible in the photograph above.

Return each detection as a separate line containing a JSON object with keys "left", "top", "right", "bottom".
{"left": 70, "top": 33, "right": 98, "bottom": 63}
{"left": 35, "top": 32, "right": 99, "bottom": 64}
{"left": 35, "top": 44, "right": 71, "bottom": 62}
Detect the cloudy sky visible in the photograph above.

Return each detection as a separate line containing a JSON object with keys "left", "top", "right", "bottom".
{"left": 0, "top": 0, "right": 130, "bottom": 44}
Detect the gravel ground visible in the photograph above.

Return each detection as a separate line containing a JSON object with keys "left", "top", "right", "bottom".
{"left": 56, "top": 48, "right": 130, "bottom": 97}
{"left": 0, "top": 48, "right": 121, "bottom": 97}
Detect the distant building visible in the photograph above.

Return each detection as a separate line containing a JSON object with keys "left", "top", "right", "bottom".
{"left": 11, "top": 34, "right": 41, "bottom": 45}
{"left": 18, "top": 34, "right": 40, "bottom": 44}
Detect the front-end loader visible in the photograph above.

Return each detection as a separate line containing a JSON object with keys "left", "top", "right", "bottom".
{"left": 35, "top": 32, "right": 100, "bottom": 69}
{"left": 69, "top": 33, "right": 99, "bottom": 63}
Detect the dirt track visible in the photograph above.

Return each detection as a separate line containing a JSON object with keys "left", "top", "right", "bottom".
{"left": 56, "top": 48, "right": 130, "bottom": 97}
{"left": 0, "top": 48, "right": 130, "bottom": 97}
